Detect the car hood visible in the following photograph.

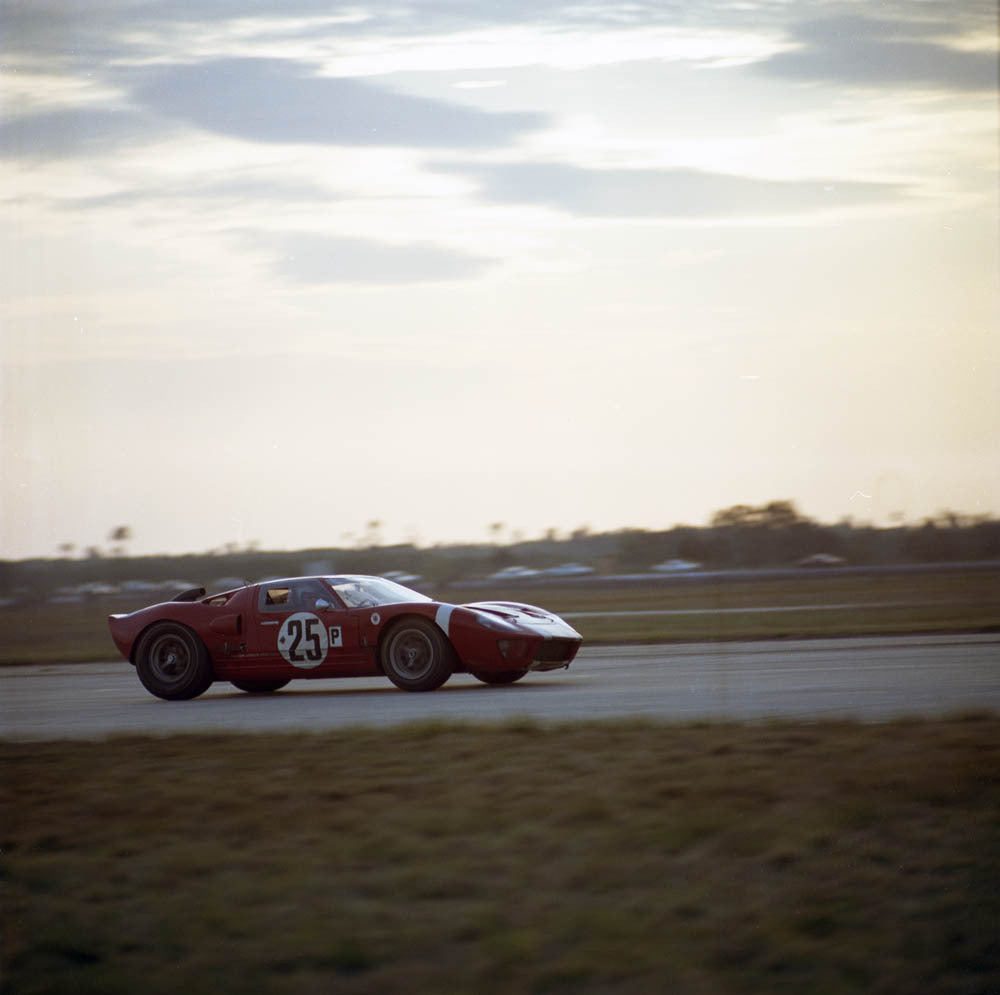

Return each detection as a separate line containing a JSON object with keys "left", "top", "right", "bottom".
{"left": 462, "top": 601, "right": 581, "bottom": 639}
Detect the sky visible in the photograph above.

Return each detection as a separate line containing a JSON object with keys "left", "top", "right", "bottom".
{"left": 2, "top": 0, "right": 998, "bottom": 559}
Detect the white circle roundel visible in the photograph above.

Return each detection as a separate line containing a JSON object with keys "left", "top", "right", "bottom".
{"left": 277, "top": 612, "right": 329, "bottom": 669}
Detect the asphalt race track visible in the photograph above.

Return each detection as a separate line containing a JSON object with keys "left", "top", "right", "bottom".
{"left": 2, "top": 634, "right": 998, "bottom": 740}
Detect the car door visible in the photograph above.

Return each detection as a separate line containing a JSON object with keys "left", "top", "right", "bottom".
{"left": 250, "top": 579, "right": 363, "bottom": 675}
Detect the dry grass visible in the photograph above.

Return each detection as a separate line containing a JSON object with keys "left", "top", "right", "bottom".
{"left": 3, "top": 715, "right": 999, "bottom": 994}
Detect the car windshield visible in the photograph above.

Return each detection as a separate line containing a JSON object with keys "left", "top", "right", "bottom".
{"left": 325, "top": 576, "right": 431, "bottom": 609}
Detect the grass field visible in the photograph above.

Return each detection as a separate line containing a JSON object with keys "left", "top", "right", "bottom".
{"left": 3, "top": 716, "right": 999, "bottom": 994}
{"left": 1, "top": 568, "right": 997, "bottom": 665}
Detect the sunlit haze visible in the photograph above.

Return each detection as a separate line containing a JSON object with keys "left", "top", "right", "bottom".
{"left": 2, "top": 1, "right": 998, "bottom": 559}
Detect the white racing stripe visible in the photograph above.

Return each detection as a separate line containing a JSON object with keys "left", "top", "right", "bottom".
{"left": 514, "top": 616, "right": 580, "bottom": 640}
{"left": 435, "top": 604, "right": 454, "bottom": 637}
{"left": 466, "top": 603, "right": 580, "bottom": 640}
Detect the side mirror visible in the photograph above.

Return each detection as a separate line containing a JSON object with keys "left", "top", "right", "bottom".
{"left": 315, "top": 598, "right": 333, "bottom": 610}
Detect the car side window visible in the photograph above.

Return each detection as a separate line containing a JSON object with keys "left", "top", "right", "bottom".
{"left": 292, "top": 581, "right": 334, "bottom": 610}
{"left": 259, "top": 581, "right": 336, "bottom": 612}
{"left": 260, "top": 586, "right": 291, "bottom": 611}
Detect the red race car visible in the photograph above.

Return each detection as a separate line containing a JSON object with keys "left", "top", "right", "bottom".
{"left": 109, "top": 574, "right": 582, "bottom": 700}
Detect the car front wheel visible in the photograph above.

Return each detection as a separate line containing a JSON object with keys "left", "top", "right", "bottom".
{"left": 380, "top": 618, "right": 453, "bottom": 692}
{"left": 135, "top": 622, "right": 214, "bottom": 700}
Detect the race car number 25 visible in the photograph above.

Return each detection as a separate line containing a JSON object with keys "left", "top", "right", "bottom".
{"left": 277, "top": 612, "right": 329, "bottom": 668}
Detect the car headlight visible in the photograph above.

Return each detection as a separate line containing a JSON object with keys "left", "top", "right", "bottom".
{"left": 474, "top": 613, "right": 517, "bottom": 632}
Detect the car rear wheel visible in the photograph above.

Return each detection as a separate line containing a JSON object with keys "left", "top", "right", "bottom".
{"left": 230, "top": 678, "right": 290, "bottom": 694}
{"left": 471, "top": 670, "right": 528, "bottom": 685}
{"left": 380, "top": 618, "right": 453, "bottom": 692}
{"left": 135, "top": 622, "right": 214, "bottom": 700}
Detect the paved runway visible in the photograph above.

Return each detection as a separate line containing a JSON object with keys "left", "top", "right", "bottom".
{"left": 2, "top": 634, "right": 998, "bottom": 740}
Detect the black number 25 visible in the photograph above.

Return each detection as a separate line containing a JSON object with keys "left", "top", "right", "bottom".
{"left": 286, "top": 617, "right": 323, "bottom": 662}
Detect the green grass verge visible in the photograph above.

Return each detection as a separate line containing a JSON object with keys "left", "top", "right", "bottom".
{"left": 3, "top": 716, "right": 999, "bottom": 994}
{"left": 1, "top": 569, "right": 996, "bottom": 665}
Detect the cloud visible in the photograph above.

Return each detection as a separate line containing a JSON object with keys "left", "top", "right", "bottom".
{"left": 433, "top": 162, "right": 902, "bottom": 218}
{"left": 760, "top": 15, "right": 998, "bottom": 90}
{"left": 0, "top": 1, "right": 745, "bottom": 59}
{"left": 247, "top": 231, "right": 492, "bottom": 284}
{"left": 1, "top": 53, "right": 546, "bottom": 161}
{"left": 67, "top": 177, "right": 339, "bottom": 211}
{"left": 128, "top": 58, "right": 545, "bottom": 148}
{"left": 0, "top": 108, "right": 156, "bottom": 160}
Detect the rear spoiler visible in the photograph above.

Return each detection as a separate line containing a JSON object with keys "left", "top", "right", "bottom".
{"left": 172, "top": 587, "right": 206, "bottom": 602}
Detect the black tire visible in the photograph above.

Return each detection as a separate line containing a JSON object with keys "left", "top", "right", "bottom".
{"left": 135, "top": 622, "right": 214, "bottom": 700}
{"left": 380, "top": 618, "right": 453, "bottom": 692}
{"left": 230, "top": 678, "right": 290, "bottom": 694}
{"left": 471, "top": 670, "right": 528, "bottom": 686}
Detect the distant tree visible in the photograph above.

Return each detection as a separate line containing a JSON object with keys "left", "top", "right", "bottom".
{"left": 903, "top": 520, "right": 947, "bottom": 562}
{"left": 617, "top": 528, "right": 653, "bottom": 570}
{"left": 710, "top": 504, "right": 754, "bottom": 529}
{"left": 57, "top": 543, "right": 75, "bottom": 558}
{"left": 490, "top": 544, "right": 514, "bottom": 568}
{"left": 676, "top": 530, "right": 711, "bottom": 564}
{"left": 706, "top": 502, "right": 820, "bottom": 566}
{"left": 488, "top": 522, "right": 505, "bottom": 544}
{"left": 710, "top": 500, "right": 806, "bottom": 529}
{"left": 364, "top": 520, "right": 383, "bottom": 548}
{"left": 108, "top": 525, "right": 132, "bottom": 557}
{"left": 759, "top": 500, "right": 803, "bottom": 528}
